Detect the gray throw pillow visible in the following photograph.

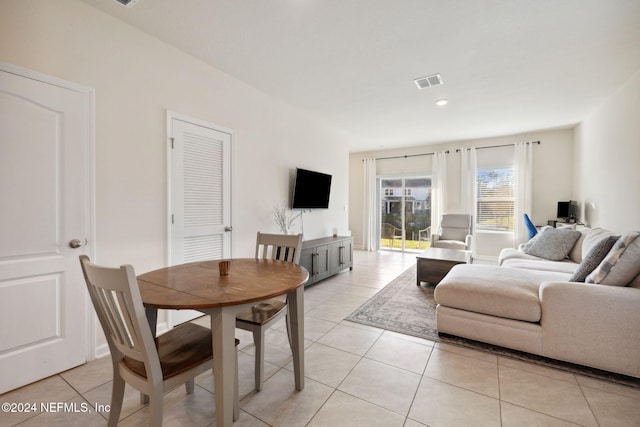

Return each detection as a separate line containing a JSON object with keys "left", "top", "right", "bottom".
{"left": 586, "top": 231, "right": 640, "bottom": 286}
{"left": 523, "top": 227, "right": 581, "bottom": 261}
{"left": 523, "top": 225, "right": 552, "bottom": 252}
{"left": 569, "top": 236, "right": 618, "bottom": 282}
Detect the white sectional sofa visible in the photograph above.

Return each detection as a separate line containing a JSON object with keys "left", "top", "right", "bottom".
{"left": 434, "top": 227, "right": 640, "bottom": 378}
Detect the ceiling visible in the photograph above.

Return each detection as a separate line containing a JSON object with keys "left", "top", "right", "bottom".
{"left": 81, "top": 0, "right": 640, "bottom": 152}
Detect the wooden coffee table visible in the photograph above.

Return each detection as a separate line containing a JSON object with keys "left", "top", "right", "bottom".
{"left": 416, "top": 248, "right": 471, "bottom": 285}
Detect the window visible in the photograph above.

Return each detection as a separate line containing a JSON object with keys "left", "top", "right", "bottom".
{"left": 476, "top": 167, "right": 514, "bottom": 231}
{"left": 379, "top": 176, "right": 432, "bottom": 251}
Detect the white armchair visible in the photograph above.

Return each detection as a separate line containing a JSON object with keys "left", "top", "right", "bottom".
{"left": 431, "top": 213, "right": 473, "bottom": 251}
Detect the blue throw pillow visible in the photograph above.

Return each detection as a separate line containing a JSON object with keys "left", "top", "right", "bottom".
{"left": 523, "top": 213, "right": 538, "bottom": 240}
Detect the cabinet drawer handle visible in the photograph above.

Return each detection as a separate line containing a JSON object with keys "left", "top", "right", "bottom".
{"left": 312, "top": 252, "right": 319, "bottom": 275}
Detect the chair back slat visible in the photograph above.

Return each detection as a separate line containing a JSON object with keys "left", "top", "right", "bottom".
{"left": 255, "top": 232, "right": 303, "bottom": 264}
{"left": 79, "top": 256, "right": 158, "bottom": 366}
{"left": 96, "top": 287, "right": 132, "bottom": 348}
{"left": 106, "top": 288, "right": 138, "bottom": 349}
{"left": 116, "top": 290, "right": 138, "bottom": 348}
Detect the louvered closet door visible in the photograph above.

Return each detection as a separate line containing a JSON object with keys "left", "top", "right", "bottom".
{"left": 169, "top": 117, "right": 232, "bottom": 326}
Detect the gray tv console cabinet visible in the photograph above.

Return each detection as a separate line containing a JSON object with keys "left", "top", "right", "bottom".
{"left": 299, "top": 236, "right": 353, "bottom": 286}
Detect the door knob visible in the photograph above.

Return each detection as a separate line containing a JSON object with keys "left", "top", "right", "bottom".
{"left": 224, "top": 226, "right": 233, "bottom": 232}
{"left": 69, "top": 239, "right": 83, "bottom": 248}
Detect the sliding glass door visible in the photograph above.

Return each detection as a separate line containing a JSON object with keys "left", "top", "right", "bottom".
{"left": 379, "top": 176, "right": 432, "bottom": 251}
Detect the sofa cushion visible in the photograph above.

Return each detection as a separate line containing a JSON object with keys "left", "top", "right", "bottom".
{"left": 568, "top": 227, "right": 591, "bottom": 263}
{"left": 569, "top": 235, "right": 618, "bottom": 282}
{"left": 586, "top": 231, "right": 640, "bottom": 286}
{"left": 433, "top": 239, "right": 468, "bottom": 250}
{"left": 498, "top": 247, "right": 545, "bottom": 265}
{"left": 523, "top": 227, "right": 581, "bottom": 261}
{"left": 440, "top": 229, "right": 469, "bottom": 241}
{"left": 501, "top": 258, "right": 578, "bottom": 274}
{"left": 435, "top": 264, "right": 571, "bottom": 323}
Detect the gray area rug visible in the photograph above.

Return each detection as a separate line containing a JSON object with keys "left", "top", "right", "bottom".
{"left": 346, "top": 265, "right": 439, "bottom": 341}
{"left": 346, "top": 265, "right": 640, "bottom": 389}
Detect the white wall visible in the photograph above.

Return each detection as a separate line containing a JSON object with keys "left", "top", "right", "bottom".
{"left": 574, "top": 69, "right": 640, "bottom": 233}
{"left": 1, "top": 0, "right": 349, "bottom": 352}
{"left": 349, "top": 128, "right": 575, "bottom": 257}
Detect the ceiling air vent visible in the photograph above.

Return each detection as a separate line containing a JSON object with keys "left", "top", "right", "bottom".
{"left": 414, "top": 74, "right": 443, "bottom": 90}
{"left": 114, "top": 0, "right": 140, "bottom": 7}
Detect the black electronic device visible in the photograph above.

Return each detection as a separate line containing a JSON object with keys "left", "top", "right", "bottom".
{"left": 291, "top": 168, "right": 332, "bottom": 209}
{"left": 557, "top": 200, "right": 578, "bottom": 222}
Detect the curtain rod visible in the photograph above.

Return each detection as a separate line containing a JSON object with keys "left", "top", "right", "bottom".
{"left": 365, "top": 139, "right": 540, "bottom": 160}
{"left": 367, "top": 150, "right": 450, "bottom": 161}
{"left": 455, "top": 140, "right": 540, "bottom": 153}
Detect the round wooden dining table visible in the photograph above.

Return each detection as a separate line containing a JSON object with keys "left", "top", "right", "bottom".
{"left": 137, "top": 258, "right": 309, "bottom": 427}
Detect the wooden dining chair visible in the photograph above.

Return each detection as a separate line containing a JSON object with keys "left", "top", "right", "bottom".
{"left": 235, "top": 232, "right": 303, "bottom": 391}
{"left": 79, "top": 255, "right": 239, "bottom": 427}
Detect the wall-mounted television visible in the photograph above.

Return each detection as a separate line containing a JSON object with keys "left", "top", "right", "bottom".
{"left": 557, "top": 200, "right": 578, "bottom": 222}
{"left": 291, "top": 168, "right": 332, "bottom": 209}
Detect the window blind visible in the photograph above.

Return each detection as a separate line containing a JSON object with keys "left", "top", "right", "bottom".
{"left": 476, "top": 167, "right": 515, "bottom": 231}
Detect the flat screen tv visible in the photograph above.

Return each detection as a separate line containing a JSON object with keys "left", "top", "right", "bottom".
{"left": 291, "top": 168, "right": 332, "bottom": 209}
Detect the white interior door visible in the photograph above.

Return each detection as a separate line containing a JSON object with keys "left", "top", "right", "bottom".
{"left": 0, "top": 63, "right": 93, "bottom": 393}
{"left": 168, "top": 115, "right": 232, "bottom": 326}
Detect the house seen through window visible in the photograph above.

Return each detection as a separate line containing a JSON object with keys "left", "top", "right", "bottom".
{"left": 380, "top": 177, "right": 432, "bottom": 251}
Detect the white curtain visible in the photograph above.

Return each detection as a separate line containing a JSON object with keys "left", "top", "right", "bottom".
{"left": 460, "top": 147, "right": 477, "bottom": 217}
{"left": 460, "top": 147, "right": 477, "bottom": 254}
{"left": 431, "top": 151, "right": 448, "bottom": 237}
{"left": 514, "top": 142, "right": 533, "bottom": 245}
{"left": 362, "top": 158, "right": 378, "bottom": 251}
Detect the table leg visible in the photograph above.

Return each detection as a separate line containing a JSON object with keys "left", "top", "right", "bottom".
{"left": 287, "top": 287, "right": 305, "bottom": 391}
{"left": 210, "top": 307, "right": 238, "bottom": 427}
{"left": 141, "top": 308, "right": 158, "bottom": 404}
{"left": 145, "top": 307, "right": 158, "bottom": 337}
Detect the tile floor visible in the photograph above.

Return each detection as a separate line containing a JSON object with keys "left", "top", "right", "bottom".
{"left": 2, "top": 250, "right": 640, "bottom": 426}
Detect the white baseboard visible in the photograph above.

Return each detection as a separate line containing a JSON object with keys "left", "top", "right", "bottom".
{"left": 94, "top": 343, "right": 110, "bottom": 359}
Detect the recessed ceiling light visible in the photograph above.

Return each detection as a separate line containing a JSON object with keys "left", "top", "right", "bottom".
{"left": 435, "top": 99, "right": 449, "bottom": 106}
